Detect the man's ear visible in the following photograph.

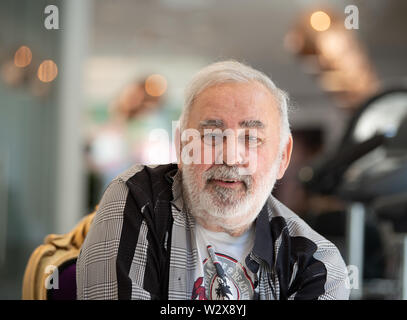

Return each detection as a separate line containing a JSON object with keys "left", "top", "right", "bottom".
{"left": 175, "top": 126, "right": 182, "bottom": 170}
{"left": 277, "top": 134, "right": 293, "bottom": 179}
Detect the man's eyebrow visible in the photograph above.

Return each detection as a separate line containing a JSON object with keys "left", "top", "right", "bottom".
{"left": 239, "top": 120, "right": 265, "bottom": 128}
{"left": 199, "top": 119, "right": 225, "bottom": 128}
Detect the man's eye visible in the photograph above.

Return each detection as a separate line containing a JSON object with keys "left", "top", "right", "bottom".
{"left": 245, "top": 136, "right": 263, "bottom": 148}
{"left": 239, "top": 135, "right": 260, "bottom": 143}
{"left": 202, "top": 134, "right": 262, "bottom": 147}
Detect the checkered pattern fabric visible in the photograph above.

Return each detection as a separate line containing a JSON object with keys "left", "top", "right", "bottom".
{"left": 77, "top": 164, "right": 350, "bottom": 300}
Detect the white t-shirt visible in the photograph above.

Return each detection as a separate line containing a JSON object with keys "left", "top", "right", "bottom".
{"left": 191, "top": 222, "right": 257, "bottom": 300}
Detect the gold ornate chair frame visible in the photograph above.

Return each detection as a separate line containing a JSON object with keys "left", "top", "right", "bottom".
{"left": 22, "top": 210, "right": 96, "bottom": 300}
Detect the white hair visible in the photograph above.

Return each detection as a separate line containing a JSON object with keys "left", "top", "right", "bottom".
{"left": 179, "top": 60, "right": 291, "bottom": 151}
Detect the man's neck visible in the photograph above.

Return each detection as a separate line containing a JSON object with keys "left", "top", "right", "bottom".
{"left": 193, "top": 214, "right": 254, "bottom": 237}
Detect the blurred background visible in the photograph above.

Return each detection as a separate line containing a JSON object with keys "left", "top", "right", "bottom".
{"left": 1, "top": 0, "right": 407, "bottom": 299}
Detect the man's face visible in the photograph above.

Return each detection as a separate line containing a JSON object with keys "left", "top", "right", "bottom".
{"left": 179, "top": 81, "right": 292, "bottom": 230}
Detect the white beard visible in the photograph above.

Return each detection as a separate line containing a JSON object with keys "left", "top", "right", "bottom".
{"left": 181, "top": 160, "right": 281, "bottom": 233}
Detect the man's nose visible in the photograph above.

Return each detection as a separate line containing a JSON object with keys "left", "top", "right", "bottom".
{"left": 222, "top": 136, "right": 247, "bottom": 166}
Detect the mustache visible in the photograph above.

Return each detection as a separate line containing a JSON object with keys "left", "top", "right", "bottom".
{"left": 203, "top": 166, "right": 252, "bottom": 188}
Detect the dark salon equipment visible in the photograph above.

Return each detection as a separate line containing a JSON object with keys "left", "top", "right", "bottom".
{"left": 303, "top": 89, "right": 407, "bottom": 299}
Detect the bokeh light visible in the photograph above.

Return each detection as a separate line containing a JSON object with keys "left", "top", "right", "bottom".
{"left": 145, "top": 74, "right": 167, "bottom": 97}
{"left": 37, "top": 59, "right": 58, "bottom": 82}
{"left": 14, "top": 45, "right": 32, "bottom": 68}
{"left": 310, "top": 11, "right": 331, "bottom": 32}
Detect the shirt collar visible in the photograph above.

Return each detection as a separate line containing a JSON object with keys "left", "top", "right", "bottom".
{"left": 167, "top": 167, "right": 185, "bottom": 212}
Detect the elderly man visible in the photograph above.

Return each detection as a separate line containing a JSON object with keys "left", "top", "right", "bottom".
{"left": 77, "top": 60, "right": 350, "bottom": 300}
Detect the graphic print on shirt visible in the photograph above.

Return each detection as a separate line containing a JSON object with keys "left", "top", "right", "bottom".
{"left": 191, "top": 277, "right": 207, "bottom": 300}
{"left": 191, "top": 246, "right": 255, "bottom": 300}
